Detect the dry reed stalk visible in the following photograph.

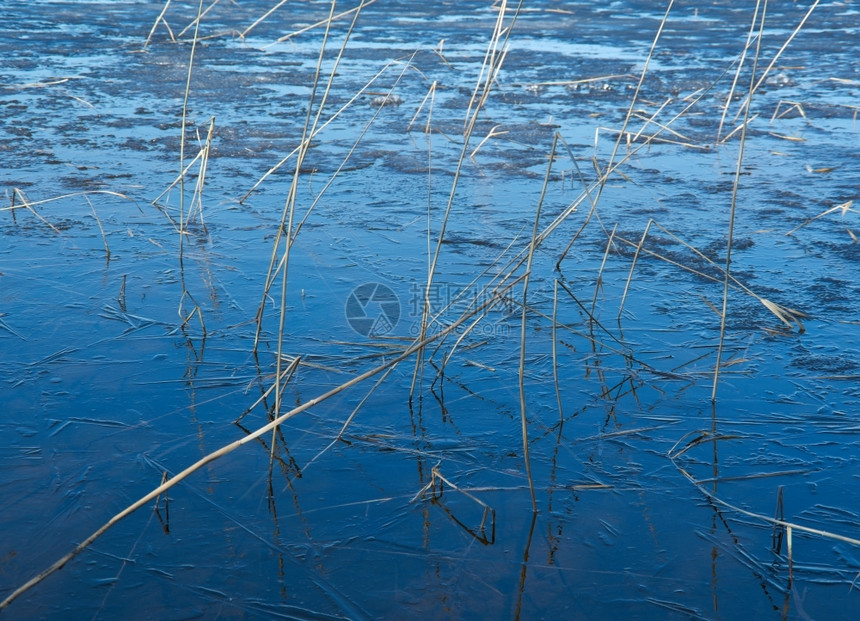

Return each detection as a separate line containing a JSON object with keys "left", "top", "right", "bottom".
{"left": 770, "top": 100, "right": 808, "bottom": 123}
{"left": 143, "top": 0, "right": 175, "bottom": 49}
{"left": 785, "top": 200, "right": 855, "bottom": 236}
{"left": 629, "top": 98, "right": 671, "bottom": 140}
{"left": 86, "top": 196, "right": 110, "bottom": 260}
{"left": 268, "top": 0, "right": 372, "bottom": 443}
{"left": 731, "top": 0, "right": 820, "bottom": 125}
{"left": 593, "top": 124, "right": 708, "bottom": 150}
{"left": 517, "top": 133, "right": 558, "bottom": 512}
{"left": 669, "top": 433, "right": 860, "bottom": 575}
{"left": 188, "top": 116, "right": 216, "bottom": 228}
{"left": 178, "top": 289, "right": 206, "bottom": 335}
{"left": 253, "top": 1, "right": 370, "bottom": 356}
{"left": 11, "top": 188, "right": 61, "bottom": 233}
{"left": 463, "top": 0, "right": 514, "bottom": 132}
{"left": 611, "top": 224, "right": 808, "bottom": 331}
{"left": 552, "top": 19, "right": 759, "bottom": 271}
{"left": 552, "top": 279, "right": 563, "bottom": 422}
{"left": 288, "top": 57, "right": 417, "bottom": 245}
{"left": 235, "top": 356, "right": 301, "bottom": 424}
{"left": 0, "top": 277, "right": 519, "bottom": 611}
{"left": 177, "top": 0, "right": 223, "bottom": 39}
{"left": 556, "top": 278, "right": 628, "bottom": 352}
{"left": 5, "top": 191, "right": 138, "bottom": 209}
{"left": 177, "top": 0, "right": 205, "bottom": 260}
{"left": 618, "top": 219, "right": 653, "bottom": 320}
{"left": 719, "top": 113, "right": 760, "bottom": 144}
{"left": 592, "top": 0, "right": 675, "bottom": 198}
{"left": 268, "top": 0, "right": 378, "bottom": 45}
{"left": 591, "top": 223, "right": 618, "bottom": 317}
{"left": 529, "top": 74, "right": 634, "bottom": 88}
{"left": 435, "top": 283, "right": 513, "bottom": 373}
{"left": 712, "top": 0, "right": 766, "bottom": 402}
{"left": 410, "top": 0, "right": 523, "bottom": 400}
{"left": 630, "top": 109, "right": 694, "bottom": 145}
{"left": 717, "top": 4, "right": 761, "bottom": 142}
{"left": 406, "top": 80, "right": 437, "bottom": 133}
{"left": 151, "top": 150, "right": 205, "bottom": 208}
{"left": 411, "top": 464, "right": 496, "bottom": 544}
{"left": 423, "top": 231, "right": 529, "bottom": 381}
{"left": 427, "top": 233, "right": 524, "bottom": 376}
{"left": 554, "top": 136, "right": 603, "bottom": 268}
{"left": 470, "top": 124, "right": 509, "bottom": 160}
{"left": 239, "top": 58, "right": 404, "bottom": 204}
{"left": 516, "top": 514, "right": 539, "bottom": 617}
{"left": 241, "top": 0, "right": 289, "bottom": 38}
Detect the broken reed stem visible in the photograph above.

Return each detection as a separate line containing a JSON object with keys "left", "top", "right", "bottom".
{"left": 519, "top": 133, "right": 558, "bottom": 513}
{"left": 712, "top": 0, "right": 765, "bottom": 402}
{"left": 0, "top": 278, "right": 521, "bottom": 611}
{"left": 785, "top": 200, "right": 855, "bottom": 236}
{"left": 611, "top": 229, "right": 806, "bottom": 331}
{"left": 151, "top": 150, "right": 204, "bottom": 207}
{"left": 178, "top": 289, "right": 207, "bottom": 334}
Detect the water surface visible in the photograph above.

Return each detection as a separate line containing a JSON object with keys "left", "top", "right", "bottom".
{"left": 2, "top": 1, "right": 860, "bottom": 619}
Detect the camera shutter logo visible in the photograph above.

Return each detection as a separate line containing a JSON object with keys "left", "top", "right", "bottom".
{"left": 345, "top": 283, "right": 400, "bottom": 337}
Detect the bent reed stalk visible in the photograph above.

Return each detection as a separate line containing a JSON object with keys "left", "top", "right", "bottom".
{"left": 0, "top": 277, "right": 521, "bottom": 611}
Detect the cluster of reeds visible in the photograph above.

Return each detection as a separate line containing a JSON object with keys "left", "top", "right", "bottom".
{"left": 4, "top": 0, "right": 859, "bottom": 610}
